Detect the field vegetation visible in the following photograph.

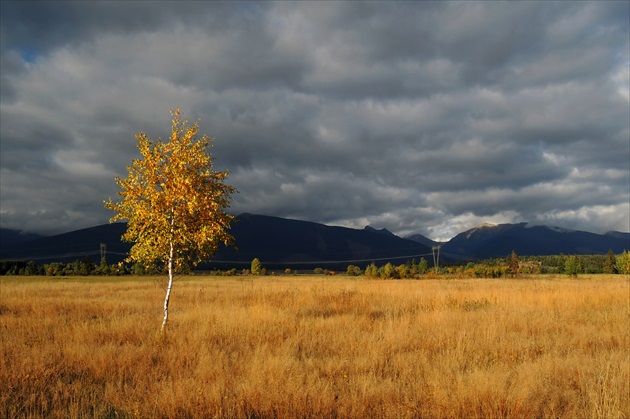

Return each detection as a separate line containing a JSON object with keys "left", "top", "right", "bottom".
{"left": 1, "top": 275, "right": 628, "bottom": 418}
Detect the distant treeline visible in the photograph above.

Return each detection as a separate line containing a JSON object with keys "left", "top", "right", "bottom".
{"left": 1, "top": 250, "right": 629, "bottom": 277}
{"left": 0, "top": 257, "right": 128, "bottom": 276}
{"left": 357, "top": 250, "right": 629, "bottom": 279}
{"left": 443, "top": 250, "right": 629, "bottom": 278}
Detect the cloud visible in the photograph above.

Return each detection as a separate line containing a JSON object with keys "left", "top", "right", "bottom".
{"left": 1, "top": 1, "right": 628, "bottom": 240}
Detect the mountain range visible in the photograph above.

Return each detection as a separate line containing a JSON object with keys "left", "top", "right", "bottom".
{"left": 1, "top": 214, "right": 628, "bottom": 268}
{"left": 0, "top": 214, "right": 433, "bottom": 269}
{"left": 435, "top": 222, "right": 629, "bottom": 261}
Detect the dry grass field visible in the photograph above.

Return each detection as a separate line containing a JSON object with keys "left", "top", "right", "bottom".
{"left": 1, "top": 275, "right": 628, "bottom": 418}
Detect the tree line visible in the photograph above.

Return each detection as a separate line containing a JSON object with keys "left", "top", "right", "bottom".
{"left": 433, "top": 250, "right": 630, "bottom": 278}
{"left": 0, "top": 257, "right": 120, "bottom": 276}
{"left": 3, "top": 250, "right": 628, "bottom": 278}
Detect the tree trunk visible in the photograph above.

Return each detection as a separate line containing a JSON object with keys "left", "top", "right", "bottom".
{"left": 161, "top": 239, "right": 174, "bottom": 330}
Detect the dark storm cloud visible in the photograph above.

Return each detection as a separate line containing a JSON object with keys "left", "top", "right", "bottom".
{"left": 1, "top": 1, "right": 628, "bottom": 240}
{"left": 0, "top": 1, "right": 248, "bottom": 53}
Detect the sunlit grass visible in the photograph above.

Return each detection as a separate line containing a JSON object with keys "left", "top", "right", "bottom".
{"left": 1, "top": 275, "right": 628, "bottom": 418}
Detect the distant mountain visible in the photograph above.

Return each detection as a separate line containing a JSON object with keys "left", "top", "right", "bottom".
{"left": 0, "top": 223, "right": 131, "bottom": 264}
{"left": 363, "top": 226, "right": 397, "bottom": 237}
{"left": 212, "top": 214, "right": 432, "bottom": 269}
{"left": 441, "top": 223, "right": 630, "bottom": 260}
{"left": 0, "top": 228, "right": 45, "bottom": 247}
{"left": 405, "top": 233, "right": 440, "bottom": 248}
{"left": 0, "top": 214, "right": 433, "bottom": 269}
{"left": 3, "top": 217, "right": 628, "bottom": 267}
{"left": 605, "top": 231, "right": 630, "bottom": 241}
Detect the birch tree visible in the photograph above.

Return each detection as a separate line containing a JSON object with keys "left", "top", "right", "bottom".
{"left": 105, "top": 108, "right": 236, "bottom": 329}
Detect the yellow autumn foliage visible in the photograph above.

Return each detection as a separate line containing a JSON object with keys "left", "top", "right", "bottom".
{"left": 105, "top": 108, "right": 236, "bottom": 272}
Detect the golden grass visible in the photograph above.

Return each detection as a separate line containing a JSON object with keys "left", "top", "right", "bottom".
{"left": 1, "top": 275, "right": 628, "bottom": 418}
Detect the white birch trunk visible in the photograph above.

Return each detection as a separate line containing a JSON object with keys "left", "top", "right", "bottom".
{"left": 161, "top": 240, "right": 174, "bottom": 329}
{"left": 161, "top": 218, "right": 175, "bottom": 330}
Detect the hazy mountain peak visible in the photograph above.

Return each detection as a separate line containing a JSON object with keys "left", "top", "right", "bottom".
{"left": 404, "top": 233, "right": 439, "bottom": 248}
{"left": 364, "top": 226, "right": 397, "bottom": 237}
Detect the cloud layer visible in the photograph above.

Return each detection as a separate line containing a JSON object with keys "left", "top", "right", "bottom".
{"left": 1, "top": 1, "right": 628, "bottom": 240}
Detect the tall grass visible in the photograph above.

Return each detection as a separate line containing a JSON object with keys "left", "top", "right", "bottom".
{"left": 1, "top": 276, "right": 628, "bottom": 418}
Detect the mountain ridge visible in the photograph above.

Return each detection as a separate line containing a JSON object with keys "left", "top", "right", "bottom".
{"left": 0, "top": 214, "right": 433, "bottom": 269}
{"left": 1, "top": 215, "right": 628, "bottom": 266}
{"left": 0, "top": 229, "right": 44, "bottom": 247}
{"left": 442, "top": 222, "right": 629, "bottom": 260}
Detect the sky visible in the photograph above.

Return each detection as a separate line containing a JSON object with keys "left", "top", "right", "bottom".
{"left": 1, "top": 1, "right": 628, "bottom": 241}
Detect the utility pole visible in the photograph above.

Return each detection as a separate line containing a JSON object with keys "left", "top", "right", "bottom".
{"left": 432, "top": 245, "right": 441, "bottom": 274}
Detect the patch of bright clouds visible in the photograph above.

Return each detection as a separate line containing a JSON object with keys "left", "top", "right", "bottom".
{"left": 429, "top": 211, "right": 525, "bottom": 243}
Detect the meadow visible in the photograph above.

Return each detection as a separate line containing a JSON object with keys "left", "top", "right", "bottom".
{"left": 1, "top": 275, "right": 628, "bottom": 418}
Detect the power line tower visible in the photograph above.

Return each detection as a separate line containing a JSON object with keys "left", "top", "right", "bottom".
{"left": 432, "top": 245, "right": 441, "bottom": 274}
{"left": 100, "top": 243, "right": 106, "bottom": 262}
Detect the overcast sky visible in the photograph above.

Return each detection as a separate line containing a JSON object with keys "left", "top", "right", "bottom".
{"left": 1, "top": 1, "right": 628, "bottom": 241}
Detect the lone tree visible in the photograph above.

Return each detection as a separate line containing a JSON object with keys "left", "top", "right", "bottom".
{"left": 250, "top": 258, "right": 263, "bottom": 275}
{"left": 105, "top": 108, "right": 236, "bottom": 329}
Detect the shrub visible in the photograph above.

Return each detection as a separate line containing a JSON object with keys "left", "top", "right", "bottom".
{"left": 364, "top": 263, "right": 379, "bottom": 278}
{"left": 251, "top": 258, "right": 263, "bottom": 275}
{"left": 380, "top": 263, "right": 398, "bottom": 279}
{"left": 346, "top": 265, "right": 362, "bottom": 276}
